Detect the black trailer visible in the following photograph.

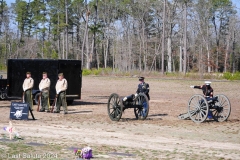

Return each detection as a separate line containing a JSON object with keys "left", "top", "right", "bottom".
{"left": 7, "top": 59, "right": 82, "bottom": 104}
{"left": 0, "top": 78, "right": 7, "bottom": 99}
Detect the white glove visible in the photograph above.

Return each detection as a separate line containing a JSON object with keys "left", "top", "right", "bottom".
{"left": 57, "top": 90, "right": 61, "bottom": 94}
{"left": 190, "top": 85, "right": 194, "bottom": 88}
{"left": 135, "top": 93, "right": 138, "bottom": 97}
{"left": 23, "top": 88, "right": 26, "bottom": 91}
{"left": 123, "top": 97, "right": 127, "bottom": 101}
{"left": 39, "top": 87, "right": 42, "bottom": 91}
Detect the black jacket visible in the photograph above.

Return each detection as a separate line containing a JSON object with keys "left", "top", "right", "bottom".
{"left": 136, "top": 82, "right": 150, "bottom": 100}
{"left": 194, "top": 85, "right": 213, "bottom": 97}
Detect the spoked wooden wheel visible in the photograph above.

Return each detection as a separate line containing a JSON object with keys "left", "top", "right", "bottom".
{"left": 134, "top": 93, "right": 149, "bottom": 120}
{"left": 188, "top": 94, "right": 209, "bottom": 123}
{"left": 107, "top": 93, "right": 123, "bottom": 121}
{"left": 211, "top": 94, "right": 231, "bottom": 122}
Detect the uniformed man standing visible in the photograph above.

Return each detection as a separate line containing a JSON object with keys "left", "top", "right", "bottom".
{"left": 22, "top": 72, "right": 34, "bottom": 110}
{"left": 190, "top": 81, "right": 215, "bottom": 119}
{"left": 54, "top": 73, "right": 68, "bottom": 114}
{"left": 123, "top": 76, "right": 150, "bottom": 101}
{"left": 39, "top": 72, "right": 51, "bottom": 112}
{"left": 122, "top": 77, "right": 150, "bottom": 118}
{"left": 135, "top": 77, "right": 150, "bottom": 100}
{"left": 190, "top": 81, "right": 213, "bottom": 100}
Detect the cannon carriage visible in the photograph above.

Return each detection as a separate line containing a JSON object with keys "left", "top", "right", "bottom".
{"left": 107, "top": 93, "right": 149, "bottom": 121}
{"left": 179, "top": 94, "right": 231, "bottom": 123}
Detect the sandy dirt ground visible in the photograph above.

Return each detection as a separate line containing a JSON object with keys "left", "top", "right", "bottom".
{"left": 0, "top": 76, "right": 240, "bottom": 160}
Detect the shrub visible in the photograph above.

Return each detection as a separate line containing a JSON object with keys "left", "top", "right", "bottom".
{"left": 166, "top": 72, "right": 177, "bottom": 77}
{"left": 223, "top": 72, "right": 240, "bottom": 80}
{"left": 82, "top": 69, "right": 92, "bottom": 76}
{"left": 92, "top": 68, "right": 102, "bottom": 75}
{"left": 202, "top": 73, "right": 213, "bottom": 80}
{"left": 223, "top": 72, "right": 232, "bottom": 80}
{"left": 232, "top": 72, "right": 240, "bottom": 80}
{"left": 102, "top": 67, "right": 113, "bottom": 75}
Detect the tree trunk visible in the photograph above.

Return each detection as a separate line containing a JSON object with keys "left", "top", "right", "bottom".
{"left": 93, "top": 0, "right": 98, "bottom": 68}
{"left": 81, "top": 10, "right": 89, "bottom": 68}
{"left": 179, "top": 45, "right": 182, "bottom": 72}
{"left": 65, "top": 0, "right": 68, "bottom": 59}
{"left": 76, "top": 25, "right": 80, "bottom": 60}
{"left": 167, "top": 37, "right": 172, "bottom": 72}
{"left": 183, "top": 1, "right": 187, "bottom": 75}
{"left": 85, "top": 24, "right": 90, "bottom": 69}
{"left": 62, "top": 32, "right": 65, "bottom": 59}
{"left": 232, "top": 31, "right": 236, "bottom": 73}
{"left": 104, "top": 38, "right": 109, "bottom": 68}
{"left": 207, "top": 25, "right": 211, "bottom": 73}
{"left": 57, "top": 11, "right": 61, "bottom": 59}
{"left": 224, "top": 33, "right": 230, "bottom": 72}
{"left": 139, "top": 40, "right": 142, "bottom": 71}
{"left": 161, "top": 0, "right": 166, "bottom": 74}
{"left": 141, "top": 20, "right": 147, "bottom": 71}
{"left": 90, "top": 36, "right": 94, "bottom": 68}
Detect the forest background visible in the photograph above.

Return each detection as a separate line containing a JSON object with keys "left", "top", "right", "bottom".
{"left": 2, "top": 0, "right": 240, "bottom": 79}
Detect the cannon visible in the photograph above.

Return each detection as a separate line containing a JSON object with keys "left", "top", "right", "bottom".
{"left": 107, "top": 93, "right": 149, "bottom": 121}
{"left": 179, "top": 94, "right": 231, "bottom": 123}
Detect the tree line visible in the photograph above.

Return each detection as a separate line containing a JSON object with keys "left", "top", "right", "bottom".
{"left": 0, "top": 0, "right": 240, "bottom": 74}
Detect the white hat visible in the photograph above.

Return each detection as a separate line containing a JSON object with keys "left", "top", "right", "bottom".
{"left": 205, "top": 81, "right": 211, "bottom": 85}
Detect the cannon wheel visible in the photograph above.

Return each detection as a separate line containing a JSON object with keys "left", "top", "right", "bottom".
{"left": 134, "top": 93, "right": 149, "bottom": 120}
{"left": 107, "top": 93, "right": 123, "bottom": 121}
{"left": 188, "top": 94, "right": 209, "bottom": 123}
{"left": 211, "top": 94, "right": 231, "bottom": 122}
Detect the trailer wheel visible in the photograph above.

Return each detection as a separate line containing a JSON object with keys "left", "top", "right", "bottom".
{"left": 34, "top": 93, "right": 41, "bottom": 105}
{"left": 0, "top": 92, "right": 7, "bottom": 100}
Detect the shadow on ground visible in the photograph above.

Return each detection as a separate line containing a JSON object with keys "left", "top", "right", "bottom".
{"left": 148, "top": 113, "right": 168, "bottom": 117}
{"left": 73, "top": 101, "right": 107, "bottom": 106}
{"left": 67, "top": 111, "right": 92, "bottom": 114}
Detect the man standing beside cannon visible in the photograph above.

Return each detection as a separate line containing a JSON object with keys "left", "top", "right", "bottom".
{"left": 190, "top": 81, "right": 214, "bottom": 101}
{"left": 190, "top": 81, "right": 217, "bottom": 119}
{"left": 107, "top": 77, "right": 150, "bottom": 121}
{"left": 39, "top": 72, "right": 51, "bottom": 112}
{"left": 123, "top": 76, "right": 150, "bottom": 102}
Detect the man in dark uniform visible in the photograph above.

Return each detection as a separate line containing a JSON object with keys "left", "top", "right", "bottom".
{"left": 190, "top": 81, "right": 216, "bottom": 118}
{"left": 190, "top": 81, "right": 213, "bottom": 100}
{"left": 123, "top": 77, "right": 150, "bottom": 102}
{"left": 136, "top": 77, "right": 150, "bottom": 100}
{"left": 123, "top": 77, "right": 150, "bottom": 118}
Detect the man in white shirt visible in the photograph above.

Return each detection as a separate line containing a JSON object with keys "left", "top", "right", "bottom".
{"left": 22, "top": 72, "right": 34, "bottom": 110}
{"left": 54, "top": 73, "right": 68, "bottom": 114}
{"left": 39, "top": 72, "right": 51, "bottom": 112}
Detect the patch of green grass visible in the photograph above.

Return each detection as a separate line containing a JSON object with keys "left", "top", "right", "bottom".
{"left": 92, "top": 68, "right": 102, "bottom": 75}
{"left": 82, "top": 69, "right": 92, "bottom": 75}
{"left": 223, "top": 72, "right": 240, "bottom": 80}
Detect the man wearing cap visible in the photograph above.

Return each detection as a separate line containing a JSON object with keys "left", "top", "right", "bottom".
{"left": 54, "top": 73, "right": 68, "bottom": 114}
{"left": 123, "top": 76, "right": 150, "bottom": 102}
{"left": 39, "top": 72, "right": 51, "bottom": 112}
{"left": 22, "top": 72, "right": 34, "bottom": 110}
{"left": 190, "top": 81, "right": 213, "bottom": 99}
{"left": 190, "top": 81, "right": 215, "bottom": 119}
{"left": 136, "top": 77, "right": 150, "bottom": 100}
